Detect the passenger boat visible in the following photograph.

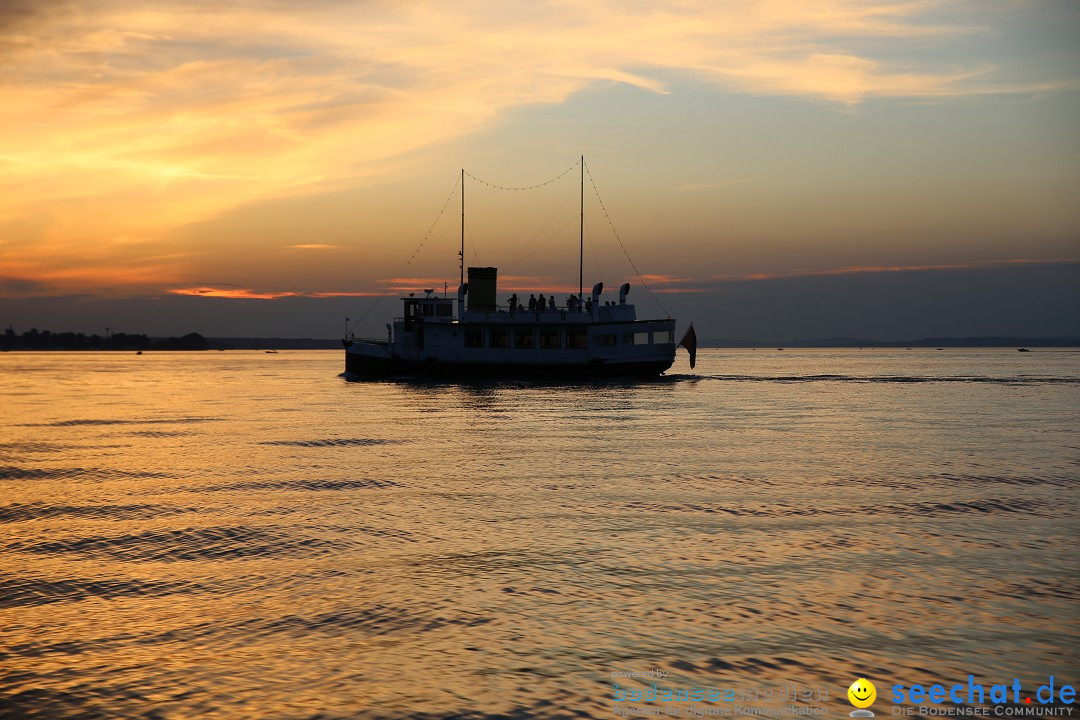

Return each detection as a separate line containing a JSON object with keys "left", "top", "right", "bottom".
{"left": 343, "top": 159, "right": 695, "bottom": 379}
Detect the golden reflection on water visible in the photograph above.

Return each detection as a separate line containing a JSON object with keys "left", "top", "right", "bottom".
{"left": 1, "top": 349, "right": 1077, "bottom": 719}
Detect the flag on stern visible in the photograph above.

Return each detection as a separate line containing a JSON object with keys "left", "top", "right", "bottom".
{"left": 678, "top": 324, "right": 697, "bottom": 369}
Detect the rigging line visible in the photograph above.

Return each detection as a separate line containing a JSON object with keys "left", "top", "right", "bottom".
{"left": 462, "top": 159, "right": 579, "bottom": 192}
{"left": 465, "top": 217, "right": 479, "bottom": 265}
{"left": 504, "top": 183, "right": 579, "bottom": 272}
{"left": 584, "top": 163, "right": 671, "bottom": 319}
{"left": 584, "top": 218, "right": 604, "bottom": 288}
{"left": 349, "top": 173, "right": 460, "bottom": 334}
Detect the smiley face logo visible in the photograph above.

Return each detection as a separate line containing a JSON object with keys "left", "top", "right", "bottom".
{"left": 848, "top": 678, "right": 877, "bottom": 709}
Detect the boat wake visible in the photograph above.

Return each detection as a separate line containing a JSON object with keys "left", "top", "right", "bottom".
{"left": 692, "top": 373, "right": 1080, "bottom": 385}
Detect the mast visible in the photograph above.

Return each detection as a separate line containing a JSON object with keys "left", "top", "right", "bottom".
{"left": 579, "top": 155, "right": 584, "bottom": 300}
{"left": 460, "top": 168, "right": 465, "bottom": 286}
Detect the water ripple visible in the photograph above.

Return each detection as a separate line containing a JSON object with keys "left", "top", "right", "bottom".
{"left": 259, "top": 438, "right": 404, "bottom": 447}
{"left": 621, "top": 496, "right": 1059, "bottom": 518}
{"left": 205, "top": 478, "right": 400, "bottom": 492}
{"left": 0, "top": 573, "right": 212, "bottom": 610}
{"left": 8, "top": 525, "right": 343, "bottom": 562}
{"left": 0, "top": 466, "right": 176, "bottom": 481}
{"left": 257, "top": 604, "right": 492, "bottom": 638}
{"left": 20, "top": 416, "right": 220, "bottom": 427}
{"left": 698, "top": 373, "right": 1080, "bottom": 385}
{"left": 0, "top": 441, "right": 66, "bottom": 455}
{"left": 0, "top": 502, "right": 194, "bottom": 524}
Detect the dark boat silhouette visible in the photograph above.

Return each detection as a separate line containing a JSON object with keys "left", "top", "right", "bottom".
{"left": 343, "top": 158, "right": 693, "bottom": 379}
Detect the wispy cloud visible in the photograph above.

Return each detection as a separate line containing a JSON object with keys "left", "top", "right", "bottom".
{"left": 169, "top": 286, "right": 383, "bottom": 299}
{"left": 170, "top": 287, "right": 299, "bottom": 300}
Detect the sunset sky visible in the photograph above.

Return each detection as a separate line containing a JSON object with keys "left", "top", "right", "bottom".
{"left": 1, "top": 0, "right": 1077, "bottom": 340}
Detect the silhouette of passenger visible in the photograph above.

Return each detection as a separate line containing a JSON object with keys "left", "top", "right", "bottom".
{"left": 528, "top": 294, "right": 537, "bottom": 311}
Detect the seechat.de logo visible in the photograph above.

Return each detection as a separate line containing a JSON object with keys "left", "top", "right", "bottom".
{"left": 891, "top": 676, "right": 1075, "bottom": 706}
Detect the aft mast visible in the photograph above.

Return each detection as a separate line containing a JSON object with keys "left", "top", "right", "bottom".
{"left": 460, "top": 168, "right": 465, "bottom": 286}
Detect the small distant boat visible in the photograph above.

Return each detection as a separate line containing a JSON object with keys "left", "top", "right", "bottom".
{"left": 1017, "top": 348, "right": 1030, "bottom": 352}
{"left": 776, "top": 348, "right": 784, "bottom": 351}
{"left": 265, "top": 350, "right": 278, "bottom": 354}
{"left": 136, "top": 350, "right": 143, "bottom": 355}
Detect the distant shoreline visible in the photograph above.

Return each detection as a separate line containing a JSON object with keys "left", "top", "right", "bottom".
{"left": 2, "top": 330, "right": 1077, "bottom": 351}
{"left": 1, "top": 330, "right": 339, "bottom": 351}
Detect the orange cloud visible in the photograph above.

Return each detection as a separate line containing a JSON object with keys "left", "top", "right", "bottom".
{"left": 169, "top": 287, "right": 385, "bottom": 299}
{"left": 169, "top": 287, "right": 301, "bottom": 300}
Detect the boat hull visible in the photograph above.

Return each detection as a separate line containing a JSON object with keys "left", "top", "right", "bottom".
{"left": 344, "top": 346, "right": 674, "bottom": 379}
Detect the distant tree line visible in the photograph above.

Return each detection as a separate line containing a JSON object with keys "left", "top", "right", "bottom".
{"left": 2, "top": 327, "right": 209, "bottom": 351}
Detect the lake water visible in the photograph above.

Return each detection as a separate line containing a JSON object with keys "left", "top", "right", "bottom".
{"left": 1, "top": 349, "right": 1077, "bottom": 719}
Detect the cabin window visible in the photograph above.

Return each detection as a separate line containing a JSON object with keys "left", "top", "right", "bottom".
{"left": 566, "top": 329, "right": 588, "bottom": 349}
{"left": 654, "top": 330, "right": 674, "bottom": 344}
{"left": 514, "top": 329, "right": 535, "bottom": 349}
{"left": 623, "top": 333, "right": 635, "bottom": 345}
{"left": 635, "top": 332, "right": 651, "bottom": 345}
{"left": 488, "top": 328, "right": 508, "bottom": 348}
{"left": 540, "top": 330, "right": 560, "bottom": 349}
{"left": 403, "top": 302, "right": 418, "bottom": 330}
{"left": 464, "top": 329, "right": 483, "bottom": 348}
{"left": 596, "top": 333, "right": 617, "bottom": 347}
{"left": 436, "top": 304, "right": 452, "bottom": 317}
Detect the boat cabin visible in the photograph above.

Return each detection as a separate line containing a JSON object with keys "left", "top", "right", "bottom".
{"left": 402, "top": 290, "right": 454, "bottom": 331}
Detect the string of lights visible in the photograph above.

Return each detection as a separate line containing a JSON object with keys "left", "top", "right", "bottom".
{"left": 463, "top": 160, "right": 580, "bottom": 192}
